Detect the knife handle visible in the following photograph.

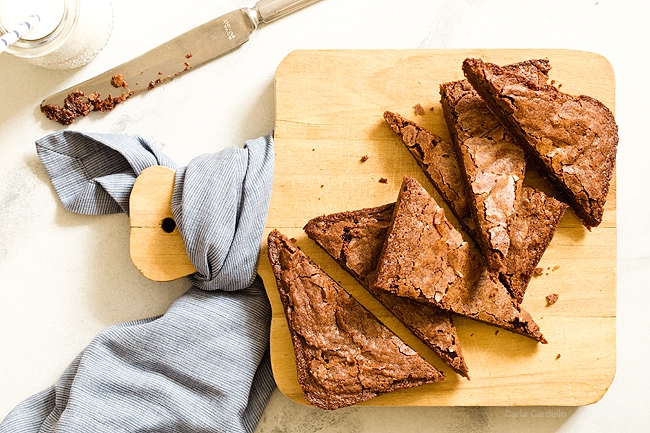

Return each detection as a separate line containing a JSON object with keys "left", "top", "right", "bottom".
{"left": 254, "top": 0, "right": 322, "bottom": 24}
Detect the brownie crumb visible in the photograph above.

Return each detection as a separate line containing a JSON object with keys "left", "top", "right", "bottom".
{"left": 556, "top": 353, "right": 561, "bottom": 360}
{"left": 533, "top": 267, "right": 544, "bottom": 276}
{"left": 148, "top": 78, "right": 165, "bottom": 90}
{"left": 546, "top": 293, "right": 559, "bottom": 305}
{"left": 186, "top": 53, "right": 193, "bottom": 59}
{"left": 41, "top": 75, "right": 134, "bottom": 125}
{"left": 360, "top": 155, "right": 369, "bottom": 163}
{"left": 41, "top": 89, "right": 91, "bottom": 125}
{"left": 413, "top": 103, "right": 425, "bottom": 116}
{"left": 88, "top": 92, "right": 128, "bottom": 112}
{"left": 378, "top": 177, "right": 388, "bottom": 184}
{"left": 110, "top": 74, "right": 127, "bottom": 88}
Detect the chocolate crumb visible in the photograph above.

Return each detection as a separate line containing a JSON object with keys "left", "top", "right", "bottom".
{"left": 111, "top": 74, "right": 127, "bottom": 88}
{"left": 360, "top": 155, "right": 369, "bottom": 163}
{"left": 42, "top": 75, "right": 135, "bottom": 125}
{"left": 41, "top": 89, "right": 91, "bottom": 125}
{"left": 88, "top": 92, "right": 128, "bottom": 112}
{"left": 494, "top": 330, "right": 499, "bottom": 336}
{"left": 556, "top": 353, "right": 561, "bottom": 360}
{"left": 186, "top": 53, "right": 193, "bottom": 59}
{"left": 378, "top": 177, "right": 388, "bottom": 184}
{"left": 546, "top": 293, "right": 559, "bottom": 305}
{"left": 413, "top": 103, "right": 425, "bottom": 116}
{"left": 552, "top": 265, "right": 560, "bottom": 271}
{"left": 148, "top": 78, "right": 165, "bottom": 90}
{"left": 533, "top": 267, "right": 544, "bottom": 276}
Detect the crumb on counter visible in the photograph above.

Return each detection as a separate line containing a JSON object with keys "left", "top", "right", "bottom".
{"left": 413, "top": 103, "right": 425, "bottom": 116}
{"left": 360, "top": 155, "right": 369, "bottom": 163}
{"left": 378, "top": 177, "right": 388, "bottom": 184}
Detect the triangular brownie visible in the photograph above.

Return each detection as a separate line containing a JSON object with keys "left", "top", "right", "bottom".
{"left": 439, "top": 78, "right": 527, "bottom": 272}
{"left": 384, "top": 110, "right": 567, "bottom": 303}
{"left": 440, "top": 79, "right": 568, "bottom": 301}
{"left": 371, "top": 176, "right": 547, "bottom": 343}
{"left": 462, "top": 58, "right": 618, "bottom": 228}
{"left": 304, "top": 203, "right": 470, "bottom": 378}
{"left": 267, "top": 229, "right": 445, "bottom": 410}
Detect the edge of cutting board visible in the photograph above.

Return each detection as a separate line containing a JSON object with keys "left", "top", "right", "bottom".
{"left": 260, "top": 49, "right": 617, "bottom": 407}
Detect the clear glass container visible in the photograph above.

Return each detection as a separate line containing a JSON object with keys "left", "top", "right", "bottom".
{"left": 0, "top": 0, "right": 113, "bottom": 69}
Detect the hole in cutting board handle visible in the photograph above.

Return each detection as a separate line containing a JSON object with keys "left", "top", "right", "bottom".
{"left": 161, "top": 217, "right": 177, "bottom": 233}
{"left": 129, "top": 166, "right": 197, "bottom": 281}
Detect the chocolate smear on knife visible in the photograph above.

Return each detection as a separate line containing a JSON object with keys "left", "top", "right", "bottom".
{"left": 41, "top": 59, "right": 193, "bottom": 125}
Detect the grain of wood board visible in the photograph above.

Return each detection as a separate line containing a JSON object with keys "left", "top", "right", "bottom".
{"left": 258, "top": 49, "right": 616, "bottom": 407}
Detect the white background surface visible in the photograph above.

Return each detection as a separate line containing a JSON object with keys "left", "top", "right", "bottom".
{"left": 1, "top": 0, "right": 649, "bottom": 431}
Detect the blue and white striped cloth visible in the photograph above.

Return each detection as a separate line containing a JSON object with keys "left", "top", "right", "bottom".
{"left": 0, "top": 131, "right": 276, "bottom": 433}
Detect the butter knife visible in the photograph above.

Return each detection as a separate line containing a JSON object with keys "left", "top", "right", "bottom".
{"left": 40, "top": 0, "right": 321, "bottom": 124}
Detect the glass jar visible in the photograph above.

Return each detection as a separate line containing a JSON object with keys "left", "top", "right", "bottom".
{"left": 0, "top": 0, "right": 113, "bottom": 69}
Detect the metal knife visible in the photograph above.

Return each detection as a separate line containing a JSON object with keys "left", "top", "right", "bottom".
{"left": 40, "top": 0, "right": 321, "bottom": 124}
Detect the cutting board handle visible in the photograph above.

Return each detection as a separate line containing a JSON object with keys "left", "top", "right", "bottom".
{"left": 129, "top": 166, "right": 197, "bottom": 282}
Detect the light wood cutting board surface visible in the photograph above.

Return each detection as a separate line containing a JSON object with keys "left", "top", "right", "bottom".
{"left": 258, "top": 49, "right": 616, "bottom": 407}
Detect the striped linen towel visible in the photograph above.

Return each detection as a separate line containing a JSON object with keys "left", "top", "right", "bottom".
{"left": 0, "top": 131, "right": 276, "bottom": 433}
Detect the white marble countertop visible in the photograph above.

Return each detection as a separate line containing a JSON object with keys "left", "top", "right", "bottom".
{"left": 1, "top": 0, "right": 649, "bottom": 431}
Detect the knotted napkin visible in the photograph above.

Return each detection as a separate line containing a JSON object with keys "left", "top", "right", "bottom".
{"left": 0, "top": 131, "right": 276, "bottom": 433}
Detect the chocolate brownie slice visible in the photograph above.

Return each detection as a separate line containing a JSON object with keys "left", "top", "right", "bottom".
{"left": 462, "top": 58, "right": 618, "bottom": 228}
{"left": 372, "top": 176, "right": 546, "bottom": 343}
{"left": 267, "top": 229, "right": 445, "bottom": 410}
{"left": 440, "top": 79, "right": 568, "bottom": 301}
{"left": 304, "top": 203, "right": 470, "bottom": 378}
{"left": 439, "top": 79, "right": 526, "bottom": 272}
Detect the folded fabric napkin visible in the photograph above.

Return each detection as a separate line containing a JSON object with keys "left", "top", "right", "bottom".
{"left": 0, "top": 131, "right": 276, "bottom": 433}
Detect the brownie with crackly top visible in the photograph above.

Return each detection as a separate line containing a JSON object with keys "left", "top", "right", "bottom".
{"left": 267, "top": 229, "right": 445, "bottom": 410}
{"left": 439, "top": 78, "right": 527, "bottom": 272}
{"left": 304, "top": 203, "right": 470, "bottom": 379}
{"left": 372, "top": 176, "right": 546, "bottom": 343}
{"left": 462, "top": 58, "right": 617, "bottom": 228}
{"left": 440, "top": 78, "right": 568, "bottom": 302}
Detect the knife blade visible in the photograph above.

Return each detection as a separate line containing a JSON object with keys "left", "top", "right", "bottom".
{"left": 40, "top": 0, "right": 321, "bottom": 125}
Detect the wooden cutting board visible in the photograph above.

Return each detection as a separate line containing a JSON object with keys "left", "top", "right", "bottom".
{"left": 258, "top": 49, "right": 616, "bottom": 407}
